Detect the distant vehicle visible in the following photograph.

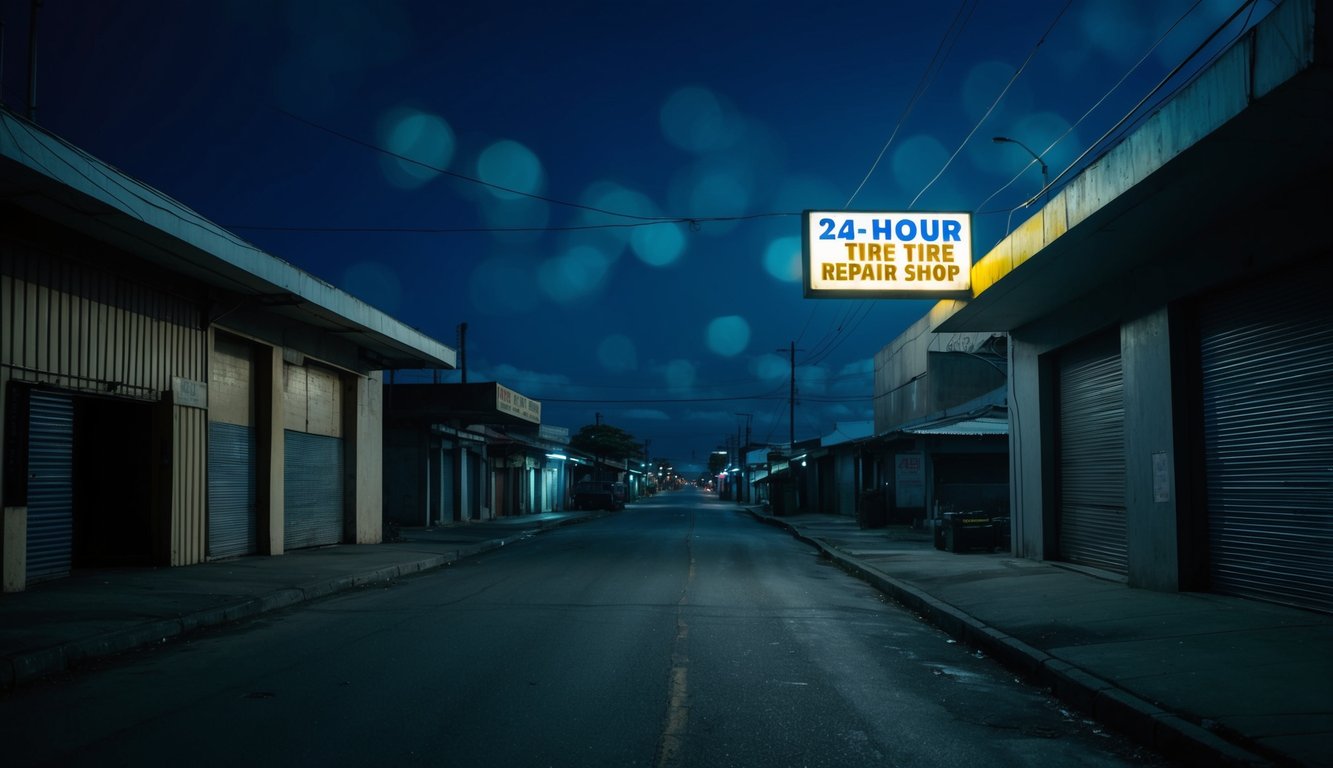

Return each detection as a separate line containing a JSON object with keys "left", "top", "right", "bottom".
{"left": 572, "top": 481, "right": 623, "bottom": 511}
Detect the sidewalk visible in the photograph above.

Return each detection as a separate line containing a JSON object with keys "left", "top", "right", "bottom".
{"left": 746, "top": 508, "right": 1332, "bottom": 768}
{"left": 0, "top": 511, "right": 596, "bottom": 692}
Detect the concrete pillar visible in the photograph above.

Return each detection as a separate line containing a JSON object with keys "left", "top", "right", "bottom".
{"left": 257, "top": 345, "right": 285, "bottom": 555}
{"left": 1009, "top": 337, "right": 1048, "bottom": 560}
{"left": 350, "top": 372, "right": 383, "bottom": 544}
{"left": 1122, "top": 308, "right": 1180, "bottom": 591}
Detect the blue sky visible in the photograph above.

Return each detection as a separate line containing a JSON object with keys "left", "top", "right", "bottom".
{"left": 0, "top": 0, "right": 1270, "bottom": 471}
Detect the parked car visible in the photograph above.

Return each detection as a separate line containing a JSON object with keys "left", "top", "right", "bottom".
{"left": 573, "top": 481, "right": 623, "bottom": 511}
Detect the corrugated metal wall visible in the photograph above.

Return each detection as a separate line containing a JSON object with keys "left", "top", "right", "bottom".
{"left": 172, "top": 405, "right": 208, "bottom": 565}
{"left": 2, "top": 245, "right": 209, "bottom": 567}
{"left": 1, "top": 248, "right": 206, "bottom": 396}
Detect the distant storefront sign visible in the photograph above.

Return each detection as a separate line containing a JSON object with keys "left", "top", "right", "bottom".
{"left": 496, "top": 383, "right": 541, "bottom": 424}
{"left": 895, "top": 452, "right": 925, "bottom": 508}
{"left": 803, "top": 211, "right": 972, "bottom": 299}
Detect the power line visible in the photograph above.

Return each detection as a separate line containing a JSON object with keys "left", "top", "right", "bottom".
{"left": 908, "top": 0, "right": 1076, "bottom": 208}
{"left": 844, "top": 0, "right": 979, "bottom": 208}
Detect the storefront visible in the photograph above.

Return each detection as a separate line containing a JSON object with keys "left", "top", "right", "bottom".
{"left": 1, "top": 107, "right": 455, "bottom": 590}
{"left": 934, "top": 0, "right": 1331, "bottom": 612}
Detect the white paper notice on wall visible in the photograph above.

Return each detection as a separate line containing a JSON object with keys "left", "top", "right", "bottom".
{"left": 172, "top": 377, "right": 208, "bottom": 409}
{"left": 1152, "top": 451, "right": 1170, "bottom": 503}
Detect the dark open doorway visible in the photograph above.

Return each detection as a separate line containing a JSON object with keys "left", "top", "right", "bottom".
{"left": 72, "top": 396, "right": 157, "bottom": 567}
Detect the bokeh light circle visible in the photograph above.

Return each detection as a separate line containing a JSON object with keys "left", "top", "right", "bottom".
{"left": 706, "top": 315, "right": 751, "bottom": 357}
{"left": 377, "top": 107, "right": 454, "bottom": 189}
{"left": 663, "top": 359, "right": 697, "bottom": 390}
{"left": 537, "top": 246, "right": 613, "bottom": 304}
{"left": 763, "top": 236, "right": 802, "bottom": 283}
{"left": 660, "top": 86, "right": 739, "bottom": 154}
{"left": 631, "top": 223, "right": 685, "bottom": 267}
{"left": 477, "top": 139, "right": 545, "bottom": 200}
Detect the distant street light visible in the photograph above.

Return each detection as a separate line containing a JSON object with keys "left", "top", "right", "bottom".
{"left": 992, "top": 135, "right": 1049, "bottom": 204}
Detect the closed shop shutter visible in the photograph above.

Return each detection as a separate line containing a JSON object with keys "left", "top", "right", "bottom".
{"left": 1057, "top": 332, "right": 1128, "bottom": 574}
{"left": 207, "top": 422, "right": 257, "bottom": 559}
{"left": 1200, "top": 270, "right": 1333, "bottom": 613}
{"left": 284, "top": 430, "right": 344, "bottom": 549}
{"left": 27, "top": 391, "right": 74, "bottom": 582}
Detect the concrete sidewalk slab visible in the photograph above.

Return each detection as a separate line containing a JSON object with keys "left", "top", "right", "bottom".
{"left": 0, "top": 511, "right": 598, "bottom": 691}
{"left": 746, "top": 509, "right": 1333, "bottom": 768}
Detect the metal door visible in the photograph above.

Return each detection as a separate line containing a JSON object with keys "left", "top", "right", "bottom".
{"left": 207, "top": 422, "right": 257, "bottom": 558}
{"left": 283, "top": 430, "right": 344, "bottom": 549}
{"left": 1057, "top": 332, "right": 1128, "bottom": 574}
{"left": 1200, "top": 271, "right": 1333, "bottom": 612}
{"left": 27, "top": 391, "right": 74, "bottom": 582}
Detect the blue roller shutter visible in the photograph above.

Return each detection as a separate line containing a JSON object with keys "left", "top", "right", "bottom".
{"left": 207, "top": 421, "right": 257, "bottom": 559}
{"left": 27, "top": 391, "right": 74, "bottom": 582}
{"left": 284, "top": 430, "right": 344, "bottom": 549}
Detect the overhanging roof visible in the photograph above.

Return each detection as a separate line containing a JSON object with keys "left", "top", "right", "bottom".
{"left": 0, "top": 108, "right": 455, "bottom": 370}
{"left": 880, "top": 386, "right": 1008, "bottom": 439}
{"left": 385, "top": 382, "right": 541, "bottom": 427}
{"left": 822, "top": 420, "right": 874, "bottom": 448}
{"left": 904, "top": 415, "right": 1007, "bottom": 436}
{"left": 940, "top": 0, "right": 1332, "bottom": 333}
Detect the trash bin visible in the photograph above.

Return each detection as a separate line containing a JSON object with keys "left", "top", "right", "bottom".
{"left": 942, "top": 511, "right": 994, "bottom": 553}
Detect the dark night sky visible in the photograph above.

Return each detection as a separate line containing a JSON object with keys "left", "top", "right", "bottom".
{"left": 0, "top": 0, "right": 1269, "bottom": 472}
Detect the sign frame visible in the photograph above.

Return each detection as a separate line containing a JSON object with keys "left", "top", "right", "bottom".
{"left": 802, "top": 209, "right": 973, "bottom": 300}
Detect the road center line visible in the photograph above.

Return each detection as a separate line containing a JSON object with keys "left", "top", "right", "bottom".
{"left": 657, "top": 510, "right": 696, "bottom": 768}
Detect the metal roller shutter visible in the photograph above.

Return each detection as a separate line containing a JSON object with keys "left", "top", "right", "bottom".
{"left": 1057, "top": 333, "right": 1128, "bottom": 574}
{"left": 284, "top": 430, "right": 344, "bottom": 549}
{"left": 1200, "top": 273, "right": 1333, "bottom": 613}
{"left": 207, "top": 422, "right": 257, "bottom": 559}
{"left": 27, "top": 391, "right": 74, "bottom": 582}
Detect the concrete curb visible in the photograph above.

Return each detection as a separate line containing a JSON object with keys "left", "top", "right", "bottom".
{"left": 1, "top": 516, "right": 597, "bottom": 692}
{"left": 747, "top": 509, "right": 1276, "bottom": 768}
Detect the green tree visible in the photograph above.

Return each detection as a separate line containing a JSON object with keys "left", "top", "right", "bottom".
{"left": 570, "top": 423, "right": 643, "bottom": 460}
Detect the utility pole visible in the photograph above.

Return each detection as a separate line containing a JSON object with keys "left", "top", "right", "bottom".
{"left": 28, "top": 1, "right": 42, "bottom": 122}
{"left": 735, "top": 413, "right": 752, "bottom": 503}
{"left": 778, "top": 342, "right": 801, "bottom": 453}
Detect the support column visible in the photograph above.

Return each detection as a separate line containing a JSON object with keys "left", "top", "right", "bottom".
{"left": 350, "top": 372, "right": 383, "bottom": 544}
{"left": 257, "top": 345, "right": 285, "bottom": 555}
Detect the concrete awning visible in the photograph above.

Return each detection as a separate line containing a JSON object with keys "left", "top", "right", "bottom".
{"left": 0, "top": 108, "right": 455, "bottom": 370}
{"left": 385, "top": 382, "right": 541, "bottom": 427}
{"left": 939, "top": 0, "right": 1332, "bottom": 333}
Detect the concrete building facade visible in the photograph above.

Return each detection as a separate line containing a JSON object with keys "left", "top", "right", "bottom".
{"left": 937, "top": 0, "right": 1331, "bottom": 612}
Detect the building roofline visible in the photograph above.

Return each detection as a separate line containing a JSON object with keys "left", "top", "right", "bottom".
{"left": 0, "top": 108, "right": 456, "bottom": 370}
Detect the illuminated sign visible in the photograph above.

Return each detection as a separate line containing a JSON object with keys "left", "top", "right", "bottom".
{"left": 495, "top": 383, "right": 541, "bottom": 424}
{"left": 803, "top": 210, "right": 972, "bottom": 299}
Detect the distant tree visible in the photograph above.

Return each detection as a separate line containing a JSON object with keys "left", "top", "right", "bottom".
{"left": 570, "top": 423, "right": 643, "bottom": 460}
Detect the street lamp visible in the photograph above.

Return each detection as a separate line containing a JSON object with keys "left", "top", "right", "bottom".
{"left": 992, "top": 136, "right": 1048, "bottom": 204}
